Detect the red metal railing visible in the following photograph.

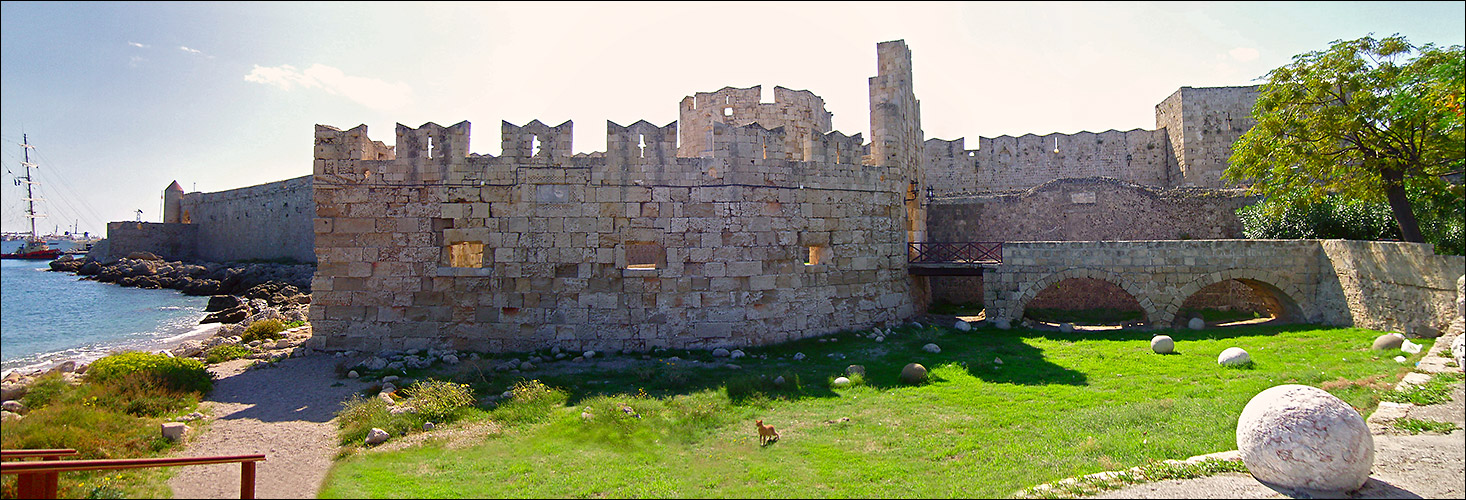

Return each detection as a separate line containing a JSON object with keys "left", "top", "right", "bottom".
{"left": 908, "top": 241, "right": 1002, "bottom": 264}
{"left": 2, "top": 449, "right": 265, "bottom": 499}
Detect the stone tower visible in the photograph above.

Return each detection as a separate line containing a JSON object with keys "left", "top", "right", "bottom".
{"left": 869, "top": 40, "right": 927, "bottom": 244}
{"left": 163, "top": 180, "right": 184, "bottom": 223}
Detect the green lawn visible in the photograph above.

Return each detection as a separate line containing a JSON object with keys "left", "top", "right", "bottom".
{"left": 318, "top": 323, "right": 1428, "bottom": 499}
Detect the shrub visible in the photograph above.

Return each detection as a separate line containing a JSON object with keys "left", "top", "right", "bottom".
{"left": 20, "top": 373, "right": 71, "bottom": 410}
{"left": 86, "top": 351, "right": 212, "bottom": 395}
{"left": 241, "top": 319, "right": 286, "bottom": 343}
{"left": 204, "top": 344, "right": 252, "bottom": 364}
{"left": 492, "top": 379, "right": 567, "bottom": 425}
{"left": 284, "top": 320, "right": 307, "bottom": 329}
{"left": 402, "top": 380, "right": 475, "bottom": 421}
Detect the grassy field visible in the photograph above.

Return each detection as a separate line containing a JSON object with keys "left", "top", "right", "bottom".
{"left": 1, "top": 352, "right": 211, "bottom": 499}
{"left": 318, "top": 321, "right": 1430, "bottom": 498}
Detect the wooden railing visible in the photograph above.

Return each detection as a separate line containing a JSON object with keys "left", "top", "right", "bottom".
{"left": 908, "top": 241, "right": 1002, "bottom": 264}
{"left": 1, "top": 449, "right": 265, "bottom": 499}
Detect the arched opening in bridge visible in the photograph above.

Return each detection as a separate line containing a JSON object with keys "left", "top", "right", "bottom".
{"left": 1023, "top": 278, "right": 1146, "bottom": 328}
{"left": 1175, "top": 278, "right": 1301, "bottom": 327}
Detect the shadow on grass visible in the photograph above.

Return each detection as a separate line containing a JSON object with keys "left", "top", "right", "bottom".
{"left": 410, "top": 320, "right": 1315, "bottom": 410}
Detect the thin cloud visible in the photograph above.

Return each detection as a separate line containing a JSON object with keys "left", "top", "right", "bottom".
{"left": 1229, "top": 47, "right": 1260, "bottom": 62}
{"left": 128, "top": 41, "right": 149, "bottom": 48}
{"left": 244, "top": 63, "right": 413, "bottom": 111}
{"left": 179, "top": 46, "right": 203, "bottom": 55}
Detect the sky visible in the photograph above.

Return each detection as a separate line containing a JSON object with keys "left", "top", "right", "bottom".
{"left": 2, "top": 1, "right": 1463, "bottom": 237}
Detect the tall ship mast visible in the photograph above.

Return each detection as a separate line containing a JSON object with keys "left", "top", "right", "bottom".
{"left": 2, "top": 134, "right": 61, "bottom": 260}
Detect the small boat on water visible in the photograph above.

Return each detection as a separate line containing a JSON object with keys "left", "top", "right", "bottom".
{"left": 0, "top": 238, "right": 61, "bottom": 260}
{"left": 2, "top": 134, "right": 67, "bottom": 260}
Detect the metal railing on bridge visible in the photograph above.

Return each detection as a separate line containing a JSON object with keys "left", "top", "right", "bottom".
{"left": 908, "top": 241, "right": 1002, "bottom": 265}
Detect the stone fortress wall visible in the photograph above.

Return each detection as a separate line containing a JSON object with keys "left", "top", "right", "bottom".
{"left": 923, "top": 85, "right": 1260, "bottom": 197}
{"left": 177, "top": 175, "right": 315, "bottom": 263}
{"left": 97, "top": 40, "right": 1462, "bottom": 349}
{"left": 305, "top": 41, "right": 928, "bottom": 353}
{"left": 102, "top": 176, "right": 315, "bottom": 264}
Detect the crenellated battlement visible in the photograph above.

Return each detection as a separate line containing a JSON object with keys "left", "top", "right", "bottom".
{"left": 924, "top": 84, "right": 1259, "bottom": 195}
{"left": 501, "top": 120, "right": 573, "bottom": 163}
{"left": 677, "top": 85, "right": 834, "bottom": 161}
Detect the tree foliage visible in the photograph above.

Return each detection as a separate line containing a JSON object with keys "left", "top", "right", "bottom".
{"left": 1225, "top": 34, "right": 1465, "bottom": 244}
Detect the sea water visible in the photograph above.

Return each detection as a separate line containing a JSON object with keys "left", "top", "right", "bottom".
{"left": 1, "top": 258, "right": 211, "bottom": 374}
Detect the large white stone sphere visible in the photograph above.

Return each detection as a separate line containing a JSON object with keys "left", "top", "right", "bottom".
{"left": 1188, "top": 317, "right": 1205, "bottom": 330}
{"left": 1236, "top": 385, "right": 1374, "bottom": 493}
{"left": 1150, "top": 335, "right": 1174, "bottom": 354}
{"left": 1218, "top": 347, "right": 1251, "bottom": 366}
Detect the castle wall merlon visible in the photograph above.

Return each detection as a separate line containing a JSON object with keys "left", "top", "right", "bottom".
{"left": 501, "top": 120, "right": 573, "bottom": 163}
{"left": 396, "top": 121, "right": 471, "bottom": 163}
{"left": 606, "top": 120, "right": 678, "bottom": 168}
{"left": 315, "top": 124, "right": 394, "bottom": 162}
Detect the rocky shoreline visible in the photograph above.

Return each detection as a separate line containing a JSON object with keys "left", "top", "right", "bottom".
{"left": 1, "top": 253, "right": 318, "bottom": 391}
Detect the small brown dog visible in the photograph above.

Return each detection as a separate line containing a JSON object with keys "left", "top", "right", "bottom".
{"left": 756, "top": 419, "right": 779, "bottom": 445}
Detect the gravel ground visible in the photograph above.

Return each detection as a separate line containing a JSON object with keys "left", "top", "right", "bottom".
{"left": 166, "top": 355, "right": 369, "bottom": 499}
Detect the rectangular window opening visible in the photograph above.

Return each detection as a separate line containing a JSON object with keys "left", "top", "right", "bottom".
{"left": 805, "top": 246, "right": 827, "bottom": 266}
{"left": 445, "top": 241, "right": 485, "bottom": 268}
{"left": 626, "top": 242, "right": 663, "bottom": 270}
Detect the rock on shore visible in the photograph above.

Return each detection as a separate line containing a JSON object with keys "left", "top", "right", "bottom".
{"left": 48, "top": 254, "right": 313, "bottom": 298}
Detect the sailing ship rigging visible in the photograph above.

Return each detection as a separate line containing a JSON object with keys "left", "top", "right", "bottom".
{"left": 2, "top": 134, "right": 64, "bottom": 259}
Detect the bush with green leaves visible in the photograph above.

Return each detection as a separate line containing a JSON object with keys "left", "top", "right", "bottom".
{"left": 401, "top": 380, "right": 475, "bottom": 421}
{"left": 204, "top": 344, "right": 253, "bottom": 364}
{"left": 85, "top": 351, "right": 212, "bottom": 395}
{"left": 240, "top": 319, "right": 286, "bottom": 343}
{"left": 1237, "top": 195, "right": 1401, "bottom": 241}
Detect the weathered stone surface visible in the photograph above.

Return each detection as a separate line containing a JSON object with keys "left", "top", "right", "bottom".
{"left": 1, "top": 400, "right": 25, "bottom": 413}
{"left": 845, "top": 365, "right": 865, "bottom": 377}
{"left": 922, "top": 343, "right": 940, "bottom": 353}
{"left": 1371, "top": 333, "right": 1405, "bottom": 351}
{"left": 832, "top": 376, "right": 851, "bottom": 388}
{"left": 161, "top": 422, "right": 189, "bottom": 441}
{"left": 1188, "top": 317, "right": 1205, "bottom": 330}
{"left": 1150, "top": 335, "right": 1174, "bottom": 354}
{"left": 1218, "top": 347, "right": 1250, "bottom": 366}
{"left": 712, "top": 348, "right": 730, "bottom": 358}
{"left": 1060, "top": 322, "right": 1075, "bottom": 333}
{"left": 365, "top": 428, "right": 390, "bottom": 445}
{"left": 900, "top": 363, "right": 927, "bottom": 385}
{"left": 0, "top": 383, "right": 25, "bottom": 401}
{"left": 1236, "top": 385, "right": 1373, "bottom": 493}
{"left": 954, "top": 320, "right": 971, "bottom": 332}
{"left": 993, "top": 318, "right": 1011, "bottom": 330}
{"left": 1453, "top": 334, "right": 1464, "bottom": 368}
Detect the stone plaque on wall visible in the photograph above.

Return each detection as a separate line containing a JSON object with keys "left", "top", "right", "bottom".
{"left": 535, "top": 184, "right": 572, "bottom": 203}
{"left": 1070, "top": 192, "right": 1096, "bottom": 204}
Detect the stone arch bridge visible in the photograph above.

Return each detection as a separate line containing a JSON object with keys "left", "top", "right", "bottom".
{"left": 976, "top": 240, "right": 1464, "bottom": 333}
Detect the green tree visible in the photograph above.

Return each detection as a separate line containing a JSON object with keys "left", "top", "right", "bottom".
{"left": 1226, "top": 34, "right": 1465, "bottom": 244}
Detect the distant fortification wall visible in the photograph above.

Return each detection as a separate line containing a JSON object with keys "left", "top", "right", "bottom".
{"left": 180, "top": 175, "right": 315, "bottom": 263}
{"left": 103, "top": 222, "right": 197, "bottom": 261}
{"left": 925, "top": 85, "right": 1258, "bottom": 196}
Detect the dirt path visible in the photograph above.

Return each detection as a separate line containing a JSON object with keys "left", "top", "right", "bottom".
{"left": 167, "top": 355, "right": 369, "bottom": 499}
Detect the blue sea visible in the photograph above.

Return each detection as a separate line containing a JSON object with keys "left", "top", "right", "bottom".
{"left": 0, "top": 257, "right": 212, "bottom": 375}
